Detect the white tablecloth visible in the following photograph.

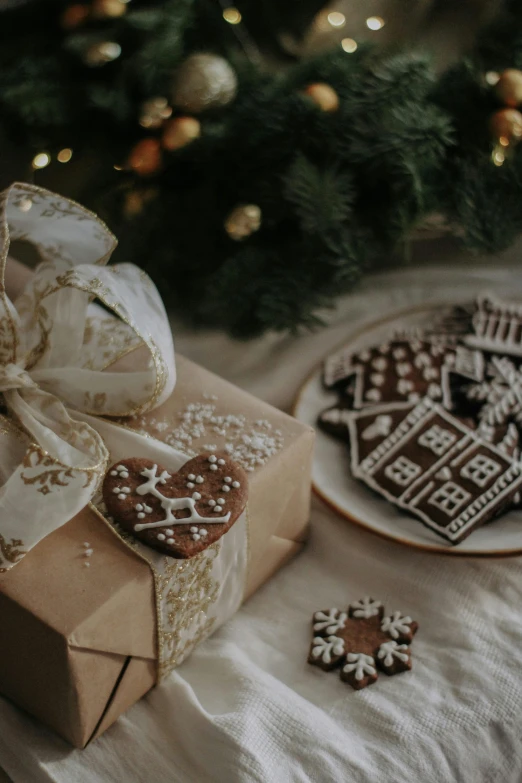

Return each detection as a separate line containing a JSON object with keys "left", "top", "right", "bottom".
{"left": 1, "top": 239, "right": 522, "bottom": 783}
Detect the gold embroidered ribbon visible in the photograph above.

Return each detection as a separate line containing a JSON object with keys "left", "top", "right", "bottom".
{"left": 0, "top": 181, "right": 178, "bottom": 566}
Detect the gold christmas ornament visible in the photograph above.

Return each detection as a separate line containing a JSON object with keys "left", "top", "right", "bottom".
{"left": 490, "top": 108, "right": 522, "bottom": 145}
{"left": 494, "top": 69, "right": 522, "bottom": 108}
{"left": 171, "top": 53, "right": 237, "bottom": 113}
{"left": 124, "top": 188, "right": 157, "bottom": 218}
{"left": 61, "top": 3, "right": 90, "bottom": 29}
{"left": 224, "top": 204, "right": 262, "bottom": 241}
{"left": 139, "top": 97, "right": 172, "bottom": 129}
{"left": 84, "top": 41, "right": 122, "bottom": 67}
{"left": 162, "top": 117, "right": 201, "bottom": 151}
{"left": 128, "top": 138, "right": 162, "bottom": 176}
{"left": 92, "top": 0, "right": 127, "bottom": 18}
{"left": 303, "top": 82, "right": 339, "bottom": 113}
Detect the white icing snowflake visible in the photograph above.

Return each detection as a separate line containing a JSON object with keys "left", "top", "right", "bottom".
{"left": 310, "top": 635, "right": 345, "bottom": 664}
{"left": 467, "top": 356, "right": 522, "bottom": 426}
{"left": 342, "top": 653, "right": 376, "bottom": 681}
{"left": 377, "top": 641, "right": 409, "bottom": 667}
{"left": 313, "top": 608, "right": 347, "bottom": 634}
{"left": 381, "top": 611, "right": 412, "bottom": 640}
{"left": 350, "top": 597, "right": 382, "bottom": 618}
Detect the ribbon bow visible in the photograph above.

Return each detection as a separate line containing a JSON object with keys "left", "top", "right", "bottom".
{"left": 0, "top": 183, "right": 176, "bottom": 569}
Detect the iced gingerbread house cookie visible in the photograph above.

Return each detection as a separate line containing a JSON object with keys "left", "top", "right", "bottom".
{"left": 348, "top": 398, "right": 522, "bottom": 544}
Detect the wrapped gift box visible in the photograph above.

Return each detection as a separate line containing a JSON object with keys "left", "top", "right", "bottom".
{"left": 0, "top": 352, "right": 314, "bottom": 747}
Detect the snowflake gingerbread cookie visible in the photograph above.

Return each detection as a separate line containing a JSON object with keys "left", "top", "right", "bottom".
{"left": 308, "top": 598, "right": 418, "bottom": 690}
{"left": 103, "top": 452, "right": 248, "bottom": 558}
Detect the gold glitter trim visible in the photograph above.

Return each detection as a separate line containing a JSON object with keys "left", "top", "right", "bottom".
{"left": 89, "top": 501, "right": 226, "bottom": 682}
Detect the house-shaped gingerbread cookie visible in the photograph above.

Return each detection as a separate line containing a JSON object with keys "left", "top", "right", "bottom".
{"left": 349, "top": 398, "right": 522, "bottom": 545}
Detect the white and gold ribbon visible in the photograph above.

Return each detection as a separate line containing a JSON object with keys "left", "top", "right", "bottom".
{"left": 0, "top": 183, "right": 247, "bottom": 677}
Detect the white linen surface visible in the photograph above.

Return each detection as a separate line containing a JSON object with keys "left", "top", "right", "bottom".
{"left": 1, "top": 241, "right": 522, "bottom": 783}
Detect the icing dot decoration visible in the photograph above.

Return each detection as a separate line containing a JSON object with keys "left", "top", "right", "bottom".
{"left": 192, "top": 492, "right": 201, "bottom": 500}
{"left": 208, "top": 455, "right": 217, "bottom": 463}
{"left": 232, "top": 481, "right": 240, "bottom": 488}
{"left": 224, "top": 477, "right": 232, "bottom": 483}
{"left": 210, "top": 464, "right": 218, "bottom": 471}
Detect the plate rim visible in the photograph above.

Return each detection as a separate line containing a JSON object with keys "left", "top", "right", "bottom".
{"left": 292, "top": 301, "right": 522, "bottom": 558}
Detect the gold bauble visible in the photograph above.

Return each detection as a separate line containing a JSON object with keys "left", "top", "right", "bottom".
{"left": 128, "top": 138, "right": 162, "bottom": 176}
{"left": 61, "top": 3, "right": 90, "bottom": 29}
{"left": 124, "top": 188, "right": 157, "bottom": 217}
{"left": 139, "top": 97, "right": 172, "bottom": 129}
{"left": 494, "top": 69, "right": 522, "bottom": 108}
{"left": 224, "top": 204, "right": 262, "bottom": 241}
{"left": 162, "top": 117, "right": 201, "bottom": 151}
{"left": 171, "top": 53, "right": 237, "bottom": 114}
{"left": 91, "top": 0, "right": 127, "bottom": 18}
{"left": 84, "top": 41, "right": 122, "bottom": 67}
{"left": 490, "top": 108, "right": 522, "bottom": 145}
{"left": 303, "top": 83, "right": 339, "bottom": 112}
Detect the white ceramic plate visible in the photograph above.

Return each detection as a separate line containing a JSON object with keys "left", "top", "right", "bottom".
{"left": 293, "top": 303, "right": 522, "bottom": 556}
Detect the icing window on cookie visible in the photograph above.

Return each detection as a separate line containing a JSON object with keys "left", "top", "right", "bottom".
{"left": 417, "top": 425, "right": 457, "bottom": 456}
{"left": 384, "top": 456, "right": 422, "bottom": 487}
{"left": 428, "top": 481, "right": 471, "bottom": 517}
{"left": 460, "top": 454, "right": 502, "bottom": 488}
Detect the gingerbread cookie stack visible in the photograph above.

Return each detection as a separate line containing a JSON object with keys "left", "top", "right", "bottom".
{"left": 318, "top": 295, "right": 522, "bottom": 545}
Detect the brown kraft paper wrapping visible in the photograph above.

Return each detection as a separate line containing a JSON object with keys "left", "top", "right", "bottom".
{"left": 0, "top": 353, "right": 314, "bottom": 748}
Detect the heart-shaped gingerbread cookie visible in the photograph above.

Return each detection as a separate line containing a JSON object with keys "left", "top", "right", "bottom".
{"left": 103, "top": 453, "right": 248, "bottom": 558}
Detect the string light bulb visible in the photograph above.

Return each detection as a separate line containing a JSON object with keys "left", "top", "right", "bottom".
{"left": 57, "top": 148, "right": 73, "bottom": 163}
{"left": 485, "top": 71, "right": 500, "bottom": 87}
{"left": 366, "top": 16, "right": 385, "bottom": 31}
{"left": 341, "top": 38, "right": 357, "bottom": 53}
{"left": 32, "top": 152, "right": 51, "bottom": 170}
{"left": 327, "top": 11, "right": 345, "bottom": 28}
{"left": 85, "top": 41, "right": 121, "bottom": 67}
{"left": 223, "top": 7, "right": 241, "bottom": 24}
{"left": 492, "top": 146, "right": 505, "bottom": 166}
